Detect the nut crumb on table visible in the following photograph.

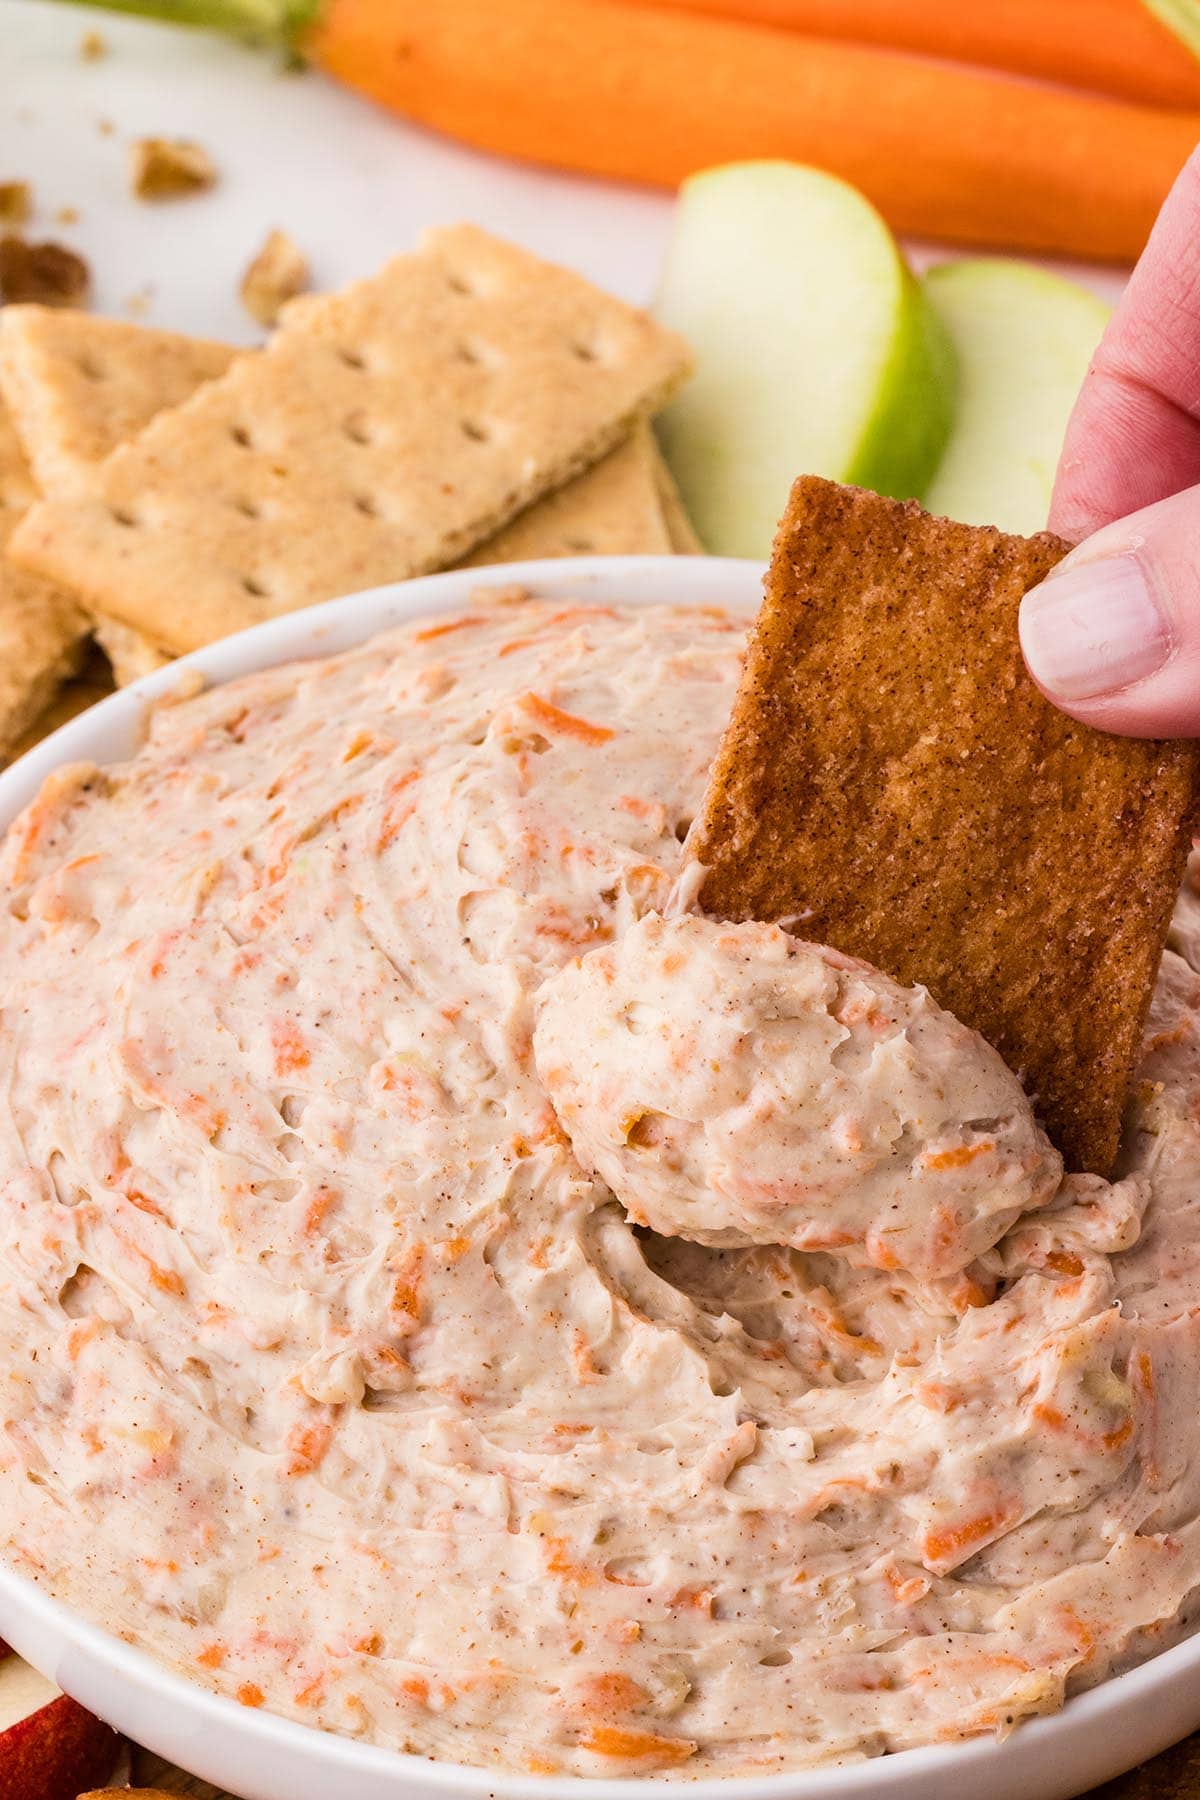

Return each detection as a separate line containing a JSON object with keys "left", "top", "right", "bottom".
{"left": 239, "top": 228, "right": 309, "bottom": 326}
{"left": 0, "top": 182, "right": 31, "bottom": 227}
{"left": 0, "top": 235, "right": 89, "bottom": 306}
{"left": 129, "top": 138, "right": 217, "bottom": 201}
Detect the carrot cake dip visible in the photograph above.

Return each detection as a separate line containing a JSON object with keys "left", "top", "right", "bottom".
{"left": 4, "top": 593, "right": 1200, "bottom": 1779}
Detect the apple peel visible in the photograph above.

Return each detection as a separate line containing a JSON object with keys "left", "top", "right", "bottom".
{"left": 0, "top": 1656, "right": 121, "bottom": 1800}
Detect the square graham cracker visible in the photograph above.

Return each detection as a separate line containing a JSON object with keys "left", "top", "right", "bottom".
{"left": 690, "top": 476, "right": 1200, "bottom": 1173}
{"left": 7, "top": 226, "right": 691, "bottom": 655}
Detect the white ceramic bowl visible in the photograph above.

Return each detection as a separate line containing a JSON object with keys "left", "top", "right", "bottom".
{"left": 2, "top": 555, "right": 1199, "bottom": 1800}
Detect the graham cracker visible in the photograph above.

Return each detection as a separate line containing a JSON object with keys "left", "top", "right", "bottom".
{"left": 690, "top": 476, "right": 1200, "bottom": 1173}
{"left": 7, "top": 226, "right": 691, "bottom": 654}
{"left": 0, "top": 401, "right": 88, "bottom": 758}
{"left": 459, "top": 423, "right": 672, "bottom": 566}
{"left": 6, "top": 642, "right": 114, "bottom": 765}
{"left": 75, "top": 437, "right": 672, "bottom": 684}
{"left": 0, "top": 306, "right": 236, "bottom": 499}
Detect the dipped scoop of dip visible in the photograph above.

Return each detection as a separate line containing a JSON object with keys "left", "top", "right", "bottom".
{"left": 534, "top": 912, "right": 1063, "bottom": 1281}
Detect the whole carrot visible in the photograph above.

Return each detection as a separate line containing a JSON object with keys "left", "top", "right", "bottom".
{"left": 305, "top": 0, "right": 1198, "bottom": 262}
{"left": 63, "top": 0, "right": 1200, "bottom": 261}
{"left": 606, "top": 0, "right": 1200, "bottom": 111}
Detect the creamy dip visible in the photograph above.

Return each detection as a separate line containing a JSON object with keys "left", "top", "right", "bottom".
{"left": 3, "top": 595, "right": 1200, "bottom": 1781}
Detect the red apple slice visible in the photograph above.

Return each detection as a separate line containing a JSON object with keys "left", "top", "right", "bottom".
{"left": 0, "top": 1653, "right": 121, "bottom": 1800}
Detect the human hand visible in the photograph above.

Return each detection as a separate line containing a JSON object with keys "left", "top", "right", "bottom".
{"left": 1019, "top": 145, "right": 1200, "bottom": 736}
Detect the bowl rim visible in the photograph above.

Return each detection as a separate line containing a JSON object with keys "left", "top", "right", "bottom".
{"left": 2, "top": 552, "right": 1198, "bottom": 1800}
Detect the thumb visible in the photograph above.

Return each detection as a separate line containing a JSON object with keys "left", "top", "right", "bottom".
{"left": 1019, "top": 483, "right": 1200, "bottom": 738}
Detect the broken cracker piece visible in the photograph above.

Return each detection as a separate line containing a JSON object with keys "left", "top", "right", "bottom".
{"left": 0, "top": 183, "right": 31, "bottom": 227}
{"left": 0, "top": 237, "right": 89, "bottom": 308}
{"left": 130, "top": 137, "right": 216, "bottom": 201}
{"left": 240, "top": 229, "right": 309, "bottom": 328}
{"left": 8, "top": 225, "right": 691, "bottom": 654}
{"left": 689, "top": 476, "right": 1200, "bottom": 1174}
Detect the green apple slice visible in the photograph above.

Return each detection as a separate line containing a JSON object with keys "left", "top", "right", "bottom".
{"left": 924, "top": 259, "right": 1110, "bottom": 535}
{"left": 1140, "top": 0, "right": 1200, "bottom": 56}
{"left": 653, "top": 161, "right": 955, "bottom": 559}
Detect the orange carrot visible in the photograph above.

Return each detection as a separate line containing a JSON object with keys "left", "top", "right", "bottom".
{"left": 306, "top": 0, "right": 1200, "bottom": 262}
{"left": 921, "top": 1507, "right": 1012, "bottom": 1569}
{"left": 518, "top": 692, "right": 616, "bottom": 745}
{"left": 581, "top": 1725, "right": 697, "bottom": 1765}
{"left": 608, "top": 0, "right": 1200, "bottom": 112}
{"left": 59, "top": 0, "right": 1200, "bottom": 260}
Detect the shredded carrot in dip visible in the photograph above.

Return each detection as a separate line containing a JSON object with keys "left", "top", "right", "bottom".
{"left": 581, "top": 1725, "right": 696, "bottom": 1765}
{"left": 1, "top": 599, "right": 1197, "bottom": 1781}
{"left": 518, "top": 691, "right": 616, "bottom": 745}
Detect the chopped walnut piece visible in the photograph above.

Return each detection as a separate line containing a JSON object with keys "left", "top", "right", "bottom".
{"left": 0, "top": 182, "right": 31, "bottom": 226}
{"left": 239, "top": 228, "right": 310, "bottom": 327}
{"left": 0, "top": 236, "right": 89, "bottom": 308}
{"left": 129, "top": 137, "right": 217, "bottom": 201}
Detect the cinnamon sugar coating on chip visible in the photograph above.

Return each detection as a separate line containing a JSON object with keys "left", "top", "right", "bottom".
{"left": 691, "top": 476, "right": 1200, "bottom": 1173}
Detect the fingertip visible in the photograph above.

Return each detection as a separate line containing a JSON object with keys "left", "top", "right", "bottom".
{"left": 1018, "top": 554, "right": 1171, "bottom": 706}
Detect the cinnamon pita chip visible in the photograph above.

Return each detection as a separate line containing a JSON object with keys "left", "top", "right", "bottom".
{"left": 690, "top": 476, "right": 1200, "bottom": 1173}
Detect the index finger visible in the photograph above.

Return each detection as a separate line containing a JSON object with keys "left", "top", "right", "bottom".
{"left": 1050, "top": 143, "right": 1200, "bottom": 544}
